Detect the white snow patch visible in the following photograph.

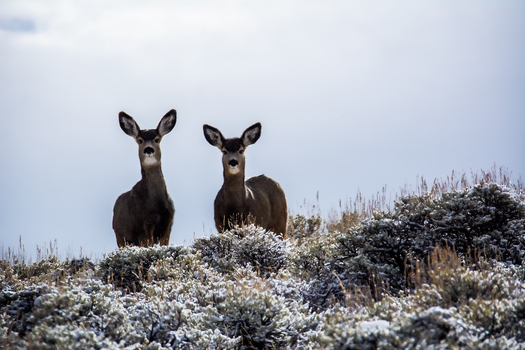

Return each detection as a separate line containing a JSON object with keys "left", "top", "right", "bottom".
{"left": 357, "top": 320, "right": 390, "bottom": 332}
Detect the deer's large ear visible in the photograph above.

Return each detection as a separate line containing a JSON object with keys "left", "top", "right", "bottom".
{"left": 241, "top": 122, "right": 261, "bottom": 147}
{"left": 157, "top": 109, "right": 177, "bottom": 136}
{"left": 119, "top": 112, "right": 140, "bottom": 138}
{"left": 203, "top": 124, "right": 224, "bottom": 148}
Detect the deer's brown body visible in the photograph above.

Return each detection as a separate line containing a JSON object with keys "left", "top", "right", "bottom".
{"left": 113, "top": 110, "right": 176, "bottom": 247}
{"left": 204, "top": 122, "right": 288, "bottom": 237}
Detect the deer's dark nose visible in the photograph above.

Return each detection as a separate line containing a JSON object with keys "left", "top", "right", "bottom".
{"left": 144, "top": 147, "right": 155, "bottom": 155}
{"left": 228, "top": 159, "right": 238, "bottom": 167}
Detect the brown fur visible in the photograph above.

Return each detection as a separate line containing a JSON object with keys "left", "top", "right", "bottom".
{"left": 113, "top": 110, "right": 176, "bottom": 247}
{"left": 204, "top": 123, "right": 288, "bottom": 238}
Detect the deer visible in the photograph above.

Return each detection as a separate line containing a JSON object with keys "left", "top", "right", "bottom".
{"left": 203, "top": 122, "right": 288, "bottom": 238}
{"left": 112, "top": 109, "right": 176, "bottom": 248}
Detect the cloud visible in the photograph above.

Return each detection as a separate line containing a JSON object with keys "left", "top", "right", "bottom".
{"left": 0, "top": 18, "right": 36, "bottom": 32}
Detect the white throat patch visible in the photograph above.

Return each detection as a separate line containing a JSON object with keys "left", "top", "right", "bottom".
{"left": 143, "top": 156, "right": 158, "bottom": 166}
{"left": 228, "top": 165, "right": 240, "bottom": 175}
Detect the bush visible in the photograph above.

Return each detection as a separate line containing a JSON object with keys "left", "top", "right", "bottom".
{"left": 99, "top": 245, "right": 187, "bottom": 292}
{"left": 193, "top": 225, "right": 289, "bottom": 278}
{"left": 287, "top": 214, "right": 323, "bottom": 243}
{"left": 305, "top": 183, "right": 525, "bottom": 309}
{"left": 197, "top": 279, "right": 309, "bottom": 349}
{"left": 2, "top": 174, "right": 525, "bottom": 349}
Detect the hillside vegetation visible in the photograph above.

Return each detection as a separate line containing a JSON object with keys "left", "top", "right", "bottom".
{"left": 1, "top": 168, "right": 525, "bottom": 349}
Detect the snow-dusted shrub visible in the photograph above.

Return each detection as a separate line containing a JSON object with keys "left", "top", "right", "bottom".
{"left": 1, "top": 287, "right": 45, "bottom": 337}
{"left": 134, "top": 273, "right": 309, "bottom": 349}
{"left": 3, "top": 278, "right": 206, "bottom": 349}
{"left": 0, "top": 256, "right": 95, "bottom": 338}
{"left": 388, "top": 303, "right": 525, "bottom": 349}
{"left": 386, "top": 183, "right": 524, "bottom": 265}
{"left": 290, "top": 232, "right": 337, "bottom": 282}
{"left": 147, "top": 249, "right": 212, "bottom": 284}
{"left": 232, "top": 226, "right": 289, "bottom": 278}
{"left": 290, "top": 228, "right": 393, "bottom": 310}
{"left": 68, "top": 258, "right": 95, "bottom": 273}
{"left": 197, "top": 278, "right": 309, "bottom": 349}
{"left": 395, "top": 306, "right": 475, "bottom": 349}
{"left": 0, "top": 256, "right": 70, "bottom": 287}
{"left": 304, "top": 251, "right": 394, "bottom": 311}
{"left": 192, "top": 230, "right": 236, "bottom": 274}
{"left": 1, "top": 280, "right": 127, "bottom": 349}
{"left": 114, "top": 293, "right": 189, "bottom": 348}
{"left": 364, "top": 251, "right": 525, "bottom": 348}
{"left": 425, "top": 260, "right": 523, "bottom": 308}
{"left": 265, "top": 270, "right": 309, "bottom": 303}
{"left": 315, "top": 183, "right": 525, "bottom": 308}
{"left": 193, "top": 225, "right": 289, "bottom": 278}
{"left": 175, "top": 328, "right": 242, "bottom": 350}
{"left": 296, "top": 305, "right": 391, "bottom": 350}
{"left": 287, "top": 213, "right": 323, "bottom": 242}
{"left": 288, "top": 231, "right": 346, "bottom": 310}
{"left": 303, "top": 258, "right": 525, "bottom": 350}
{"left": 100, "top": 245, "right": 188, "bottom": 292}
{"left": 2, "top": 178, "right": 525, "bottom": 349}
{"left": 413, "top": 260, "right": 525, "bottom": 342}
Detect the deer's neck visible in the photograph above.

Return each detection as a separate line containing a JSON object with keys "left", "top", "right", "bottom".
{"left": 222, "top": 171, "right": 247, "bottom": 198}
{"left": 140, "top": 164, "right": 168, "bottom": 195}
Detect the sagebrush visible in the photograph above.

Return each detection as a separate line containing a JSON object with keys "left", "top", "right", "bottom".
{"left": 2, "top": 168, "right": 524, "bottom": 349}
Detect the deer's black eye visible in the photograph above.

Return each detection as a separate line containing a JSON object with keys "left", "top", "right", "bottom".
{"left": 138, "top": 139, "right": 144, "bottom": 144}
{"left": 239, "top": 149, "right": 244, "bottom": 154}
{"left": 222, "top": 150, "right": 228, "bottom": 155}
{"left": 155, "top": 138, "right": 160, "bottom": 143}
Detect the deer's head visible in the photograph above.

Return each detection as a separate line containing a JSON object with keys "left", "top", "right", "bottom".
{"left": 203, "top": 122, "right": 261, "bottom": 176}
{"left": 119, "top": 110, "right": 177, "bottom": 168}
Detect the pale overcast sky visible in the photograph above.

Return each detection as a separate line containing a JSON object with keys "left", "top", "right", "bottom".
{"left": 1, "top": 0, "right": 524, "bottom": 259}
